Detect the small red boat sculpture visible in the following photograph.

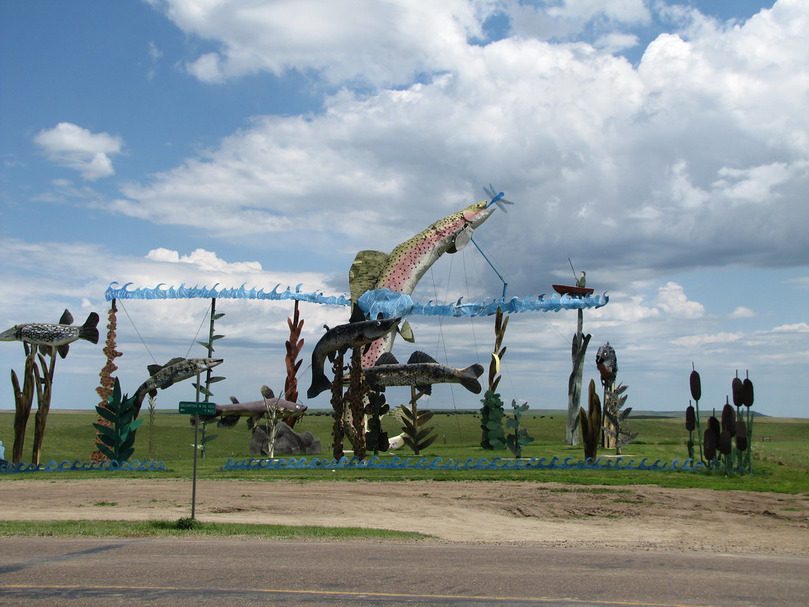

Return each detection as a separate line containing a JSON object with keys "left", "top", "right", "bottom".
{"left": 552, "top": 284, "right": 594, "bottom": 297}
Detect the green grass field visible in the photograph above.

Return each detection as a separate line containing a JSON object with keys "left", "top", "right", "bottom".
{"left": 2, "top": 409, "right": 808, "bottom": 493}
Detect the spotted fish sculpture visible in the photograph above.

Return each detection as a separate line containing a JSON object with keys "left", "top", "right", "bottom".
{"left": 349, "top": 186, "right": 511, "bottom": 367}
{"left": 363, "top": 351, "right": 485, "bottom": 395}
{"left": 0, "top": 309, "right": 99, "bottom": 358}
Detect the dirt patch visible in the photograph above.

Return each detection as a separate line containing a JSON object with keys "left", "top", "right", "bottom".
{"left": 1, "top": 479, "right": 807, "bottom": 554}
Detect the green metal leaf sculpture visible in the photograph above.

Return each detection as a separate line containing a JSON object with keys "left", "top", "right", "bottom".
{"left": 399, "top": 393, "right": 436, "bottom": 455}
{"left": 93, "top": 377, "right": 142, "bottom": 462}
{"left": 506, "top": 399, "right": 534, "bottom": 458}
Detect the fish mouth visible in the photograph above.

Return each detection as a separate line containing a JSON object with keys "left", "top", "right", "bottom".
{"left": 207, "top": 358, "right": 224, "bottom": 368}
{"left": 0, "top": 327, "right": 17, "bottom": 341}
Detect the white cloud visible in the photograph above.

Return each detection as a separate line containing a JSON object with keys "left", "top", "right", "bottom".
{"left": 730, "top": 306, "right": 754, "bottom": 319}
{"left": 118, "top": 0, "right": 809, "bottom": 285}
{"left": 656, "top": 282, "right": 704, "bottom": 319}
{"left": 772, "top": 322, "right": 809, "bottom": 333}
{"left": 672, "top": 332, "right": 742, "bottom": 348}
{"left": 34, "top": 122, "right": 123, "bottom": 180}
{"left": 161, "top": 0, "right": 489, "bottom": 86}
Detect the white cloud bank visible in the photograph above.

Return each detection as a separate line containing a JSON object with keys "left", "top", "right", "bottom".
{"left": 112, "top": 0, "right": 809, "bottom": 296}
{"left": 34, "top": 122, "right": 123, "bottom": 181}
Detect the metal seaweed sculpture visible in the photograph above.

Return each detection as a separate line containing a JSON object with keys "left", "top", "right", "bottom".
{"left": 283, "top": 300, "right": 305, "bottom": 428}
{"left": 398, "top": 387, "right": 436, "bottom": 455}
{"left": 92, "top": 300, "right": 123, "bottom": 463}
{"left": 480, "top": 307, "right": 508, "bottom": 449}
{"left": 193, "top": 299, "right": 226, "bottom": 458}
{"left": 364, "top": 391, "right": 390, "bottom": 455}
{"left": 579, "top": 379, "right": 602, "bottom": 460}
{"left": 566, "top": 308, "right": 591, "bottom": 446}
{"left": 506, "top": 399, "right": 534, "bottom": 458}
{"left": 94, "top": 377, "right": 142, "bottom": 462}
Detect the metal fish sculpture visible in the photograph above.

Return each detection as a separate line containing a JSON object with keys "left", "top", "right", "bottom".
{"left": 349, "top": 186, "right": 512, "bottom": 366}
{"left": 307, "top": 317, "right": 401, "bottom": 399}
{"left": 201, "top": 392, "right": 308, "bottom": 428}
{"left": 363, "top": 351, "right": 485, "bottom": 395}
{"left": 0, "top": 309, "right": 99, "bottom": 358}
{"left": 133, "top": 357, "right": 223, "bottom": 417}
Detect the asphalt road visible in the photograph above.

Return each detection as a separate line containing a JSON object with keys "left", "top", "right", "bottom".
{"left": 0, "top": 537, "right": 806, "bottom": 606}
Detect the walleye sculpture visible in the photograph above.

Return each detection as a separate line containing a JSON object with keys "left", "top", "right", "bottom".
{"left": 0, "top": 309, "right": 99, "bottom": 358}
{"left": 349, "top": 186, "right": 512, "bottom": 367}
{"left": 132, "top": 357, "right": 223, "bottom": 417}
{"left": 363, "top": 351, "right": 485, "bottom": 395}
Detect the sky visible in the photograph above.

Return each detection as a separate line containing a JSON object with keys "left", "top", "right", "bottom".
{"left": 1, "top": 0, "right": 807, "bottom": 421}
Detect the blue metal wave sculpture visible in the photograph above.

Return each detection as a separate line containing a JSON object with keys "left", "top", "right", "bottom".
{"left": 105, "top": 283, "right": 608, "bottom": 317}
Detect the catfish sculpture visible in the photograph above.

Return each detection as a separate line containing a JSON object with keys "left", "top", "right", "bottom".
{"left": 307, "top": 317, "right": 401, "bottom": 399}
{"left": 0, "top": 309, "right": 99, "bottom": 358}
{"left": 349, "top": 186, "right": 512, "bottom": 367}
{"left": 199, "top": 391, "right": 308, "bottom": 428}
{"left": 363, "top": 351, "right": 485, "bottom": 395}
{"left": 132, "top": 357, "right": 223, "bottom": 417}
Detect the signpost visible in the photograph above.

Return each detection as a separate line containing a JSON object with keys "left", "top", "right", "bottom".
{"left": 178, "top": 398, "right": 215, "bottom": 520}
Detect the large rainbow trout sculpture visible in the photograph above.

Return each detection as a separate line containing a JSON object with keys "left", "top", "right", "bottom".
{"left": 349, "top": 186, "right": 512, "bottom": 367}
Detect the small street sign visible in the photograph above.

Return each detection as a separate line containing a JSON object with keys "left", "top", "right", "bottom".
{"left": 178, "top": 401, "right": 216, "bottom": 416}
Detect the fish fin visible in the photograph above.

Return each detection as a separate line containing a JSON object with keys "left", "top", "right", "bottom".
{"left": 349, "top": 304, "right": 367, "bottom": 323}
{"left": 229, "top": 396, "right": 240, "bottom": 404}
{"left": 79, "top": 312, "right": 100, "bottom": 344}
{"left": 416, "top": 383, "right": 432, "bottom": 395}
{"left": 348, "top": 250, "right": 389, "bottom": 303}
{"left": 448, "top": 225, "right": 473, "bottom": 254}
{"left": 460, "top": 364, "right": 485, "bottom": 394}
{"left": 147, "top": 364, "right": 162, "bottom": 376}
{"left": 260, "top": 385, "right": 275, "bottom": 399}
{"left": 407, "top": 351, "right": 437, "bottom": 364}
{"left": 149, "top": 388, "right": 158, "bottom": 398}
{"left": 374, "top": 352, "right": 399, "bottom": 366}
{"left": 164, "top": 357, "right": 186, "bottom": 366}
{"left": 59, "top": 309, "right": 74, "bottom": 325}
{"left": 57, "top": 344, "right": 69, "bottom": 359}
{"left": 307, "top": 372, "right": 332, "bottom": 399}
{"left": 398, "top": 320, "right": 415, "bottom": 343}
{"left": 217, "top": 414, "right": 240, "bottom": 428}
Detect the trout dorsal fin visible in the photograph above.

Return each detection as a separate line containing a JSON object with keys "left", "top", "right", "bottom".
{"left": 59, "top": 309, "right": 74, "bottom": 325}
{"left": 349, "top": 250, "right": 389, "bottom": 303}
{"left": 164, "top": 357, "right": 186, "bottom": 367}
{"left": 147, "top": 364, "right": 163, "bottom": 376}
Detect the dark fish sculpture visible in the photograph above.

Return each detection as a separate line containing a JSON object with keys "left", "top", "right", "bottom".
{"left": 0, "top": 309, "right": 99, "bottom": 358}
{"left": 307, "top": 317, "right": 401, "bottom": 399}
{"left": 201, "top": 390, "right": 308, "bottom": 428}
{"left": 363, "top": 350, "right": 485, "bottom": 395}
{"left": 133, "top": 357, "right": 223, "bottom": 417}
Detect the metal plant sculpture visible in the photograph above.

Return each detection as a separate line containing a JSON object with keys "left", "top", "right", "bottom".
{"left": 283, "top": 300, "right": 305, "bottom": 428}
{"left": 399, "top": 387, "right": 436, "bottom": 455}
{"left": 193, "top": 299, "right": 226, "bottom": 458}
{"left": 506, "top": 399, "right": 534, "bottom": 458}
{"left": 690, "top": 364, "right": 704, "bottom": 463}
{"left": 480, "top": 307, "right": 508, "bottom": 449}
{"left": 579, "top": 379, "right": 602, "bottom": 460}
{"left": 92, "top": 300, "right": 123, "bottom": 463}
{"left": 566, "top": 308, "right": 591, "bottom": 446}
{"left": 93, "top": 377, "right": 142, "bottom": 462}
{"left": 330, "top": 351, "right": 347, "bottom": 461}
{"left": 364, "top": 390, "right": 390, "bottom": 455}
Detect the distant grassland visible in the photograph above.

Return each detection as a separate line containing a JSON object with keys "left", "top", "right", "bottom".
{"left": 1, "top": 410, "right": 808, "bottom": 493}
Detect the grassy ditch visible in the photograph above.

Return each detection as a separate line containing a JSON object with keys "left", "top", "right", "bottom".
{"left": 0, "top": 519, "right": 428, "bottom": 541}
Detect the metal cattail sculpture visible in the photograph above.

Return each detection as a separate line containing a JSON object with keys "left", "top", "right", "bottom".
{"left": 690, "top": 364, "right": 705, "bottom": 463}
{"left": 685, "top": 401, "right": 696, "bottom": 460}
